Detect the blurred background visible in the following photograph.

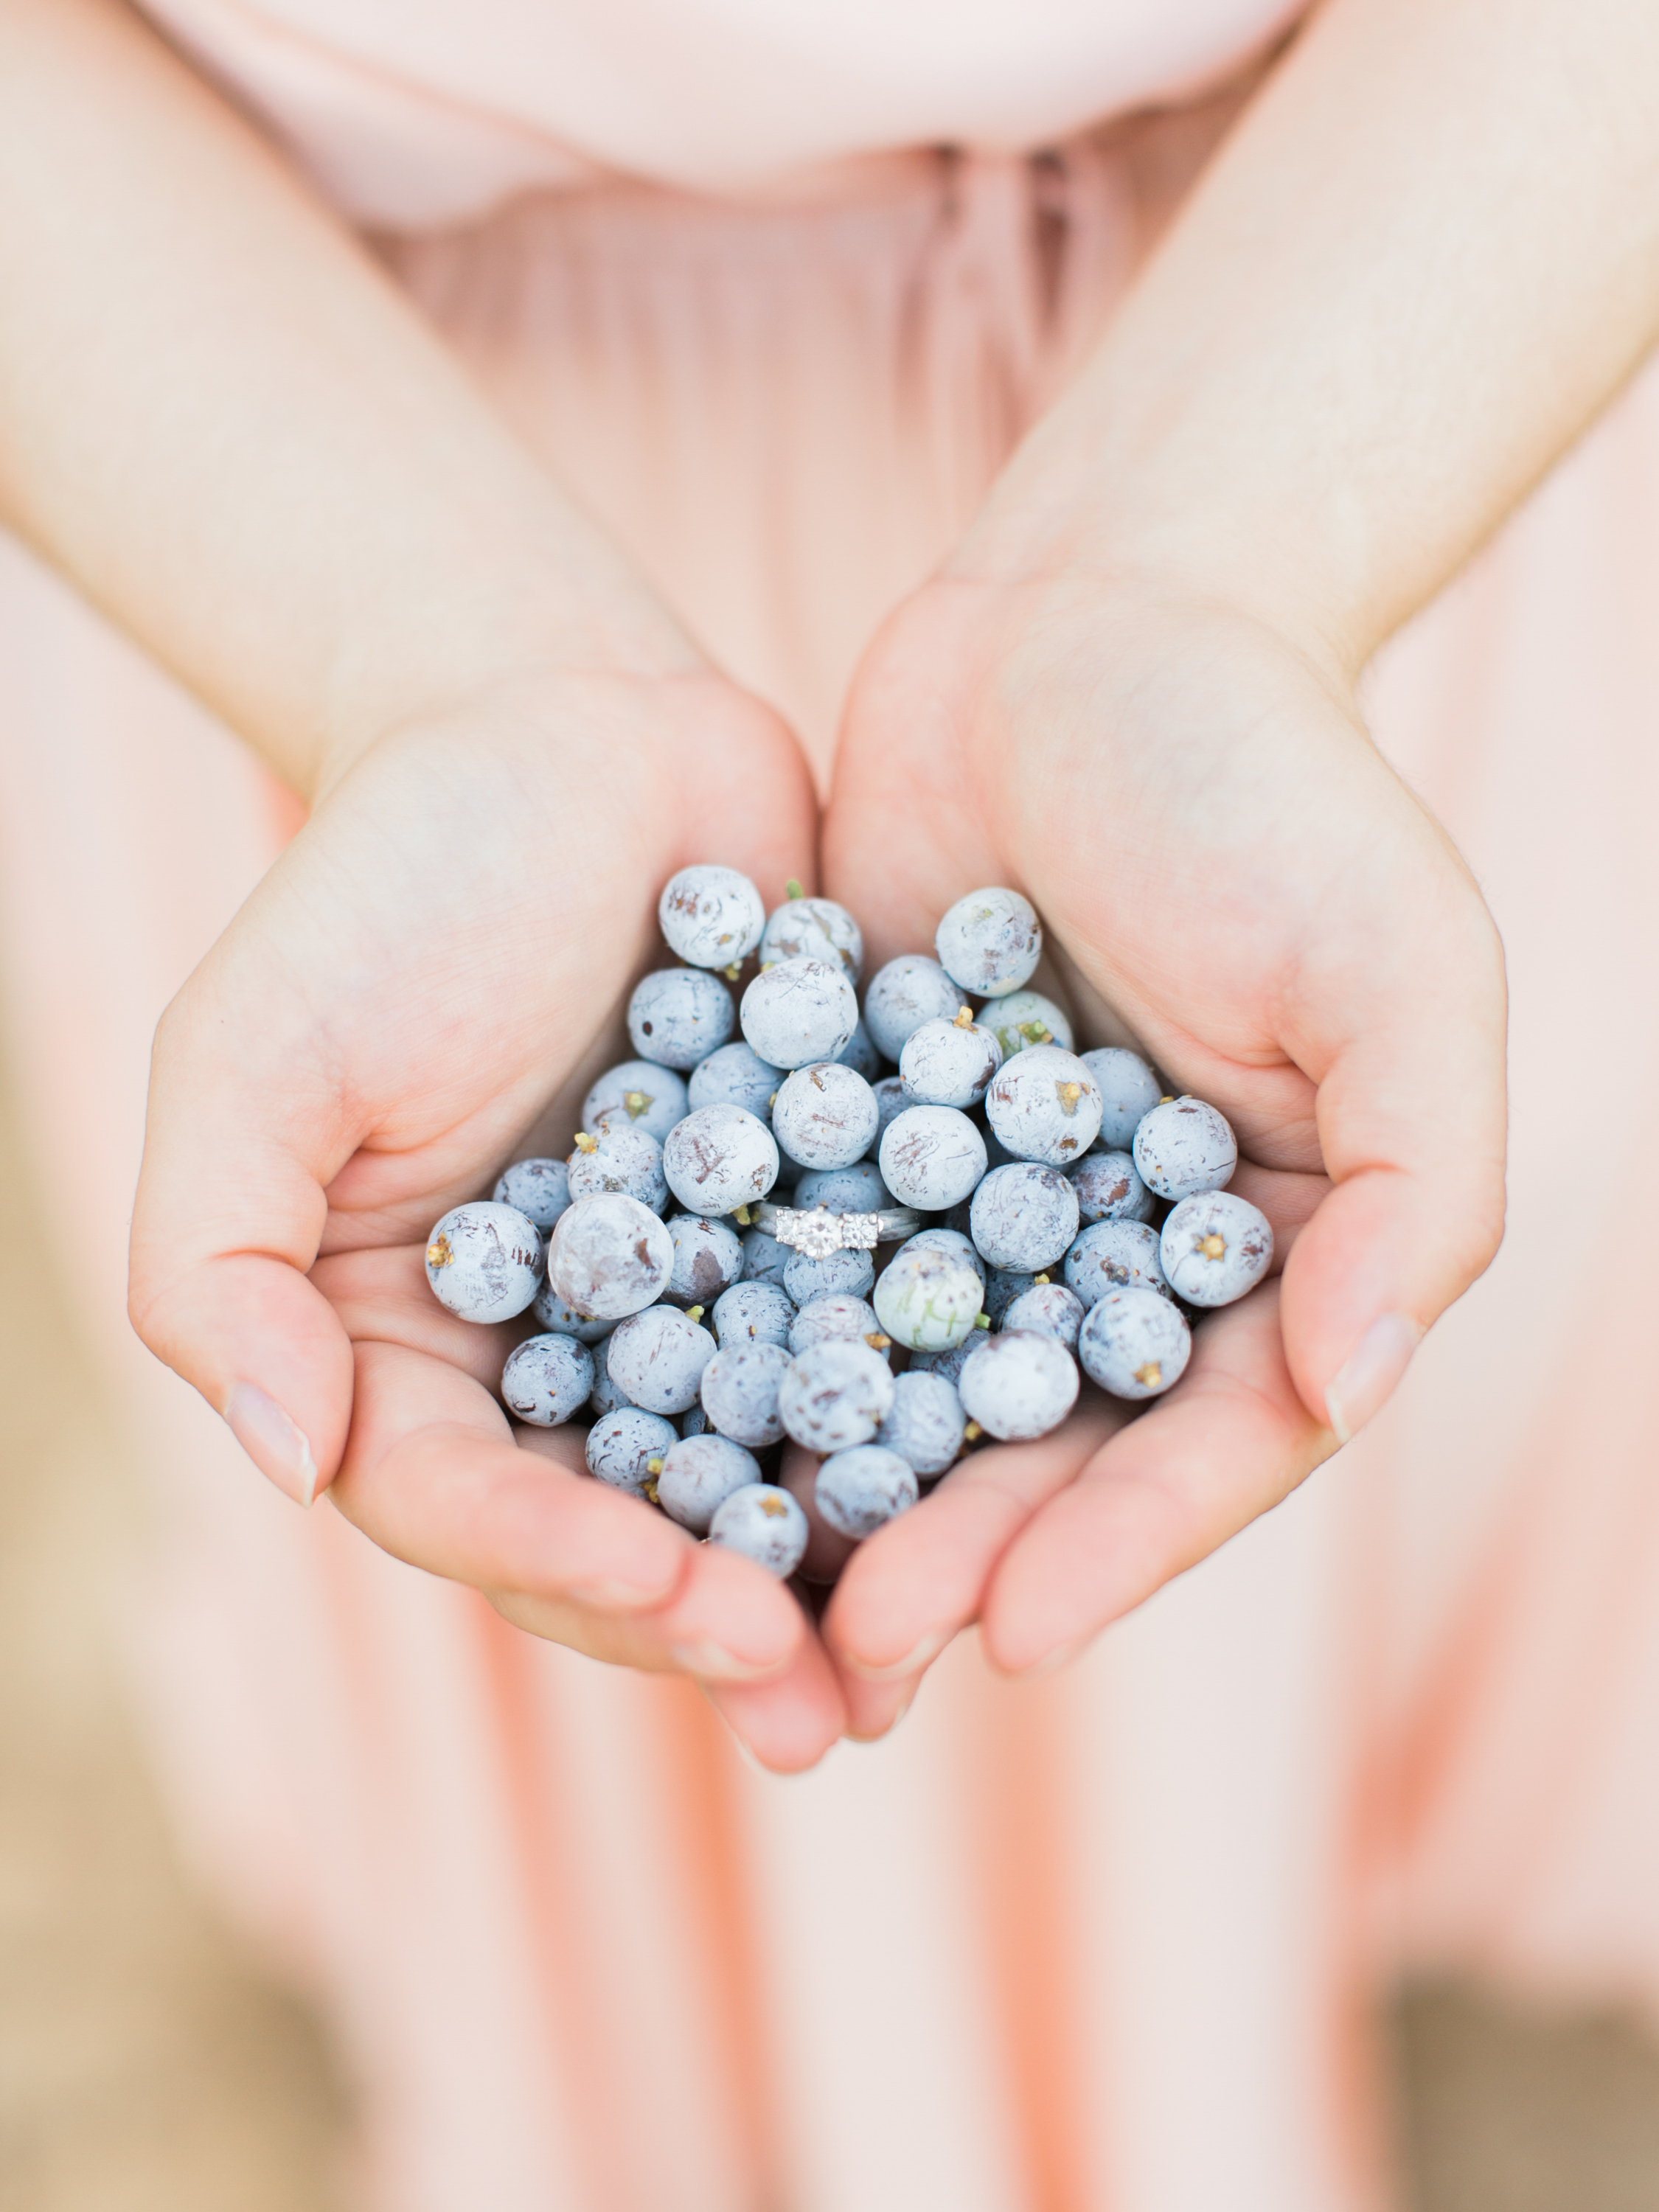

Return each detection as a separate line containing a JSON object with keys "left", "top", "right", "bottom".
{"left": 4, "top": 1034, "right": 1659, "bottom": 2212}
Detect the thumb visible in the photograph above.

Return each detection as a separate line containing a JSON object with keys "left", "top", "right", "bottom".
{"left": 128, "top": 982, "right": 355, "bottom": 1506}
{"left": 1279, "top": 874, "right": 1508, "bottom": 1441}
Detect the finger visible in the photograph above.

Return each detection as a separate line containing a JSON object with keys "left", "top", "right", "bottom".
{"left": 824, "top": 1396, "right": 1127, "bottom": 1684}
{"left": 129, "top": 972, "right": 357, "bottom": 1507}
{"left": 509, "top": 1431, "right": 841, "bottom": 1768}
{"left": 979, "top": 1282, "right": 1332, "bottom": 1674}
{"left": 821, "top": 593, "right": 1005, "bottom": 967}
{"left": 487, "top": 1539, "right": 808, "bottom": 1683}
{"left": 310, "top": 1240, "right": 521, "bottom": 1377}
{"left": 333, "top": 1336, "right": 692, "bottom": 1609}
{"left": 400, "top": 1385, "right": 807, "bottom": 1677}
{"left": 1279, "top": 823, "right": 1507, "bottom": 1439}
{"left": 703, "top": 1636, "right": 849, "bottom": 1773}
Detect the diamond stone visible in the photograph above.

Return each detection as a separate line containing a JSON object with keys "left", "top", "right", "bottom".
{"left": 771, "top": 1206, "right": 885, "bottom": 1259}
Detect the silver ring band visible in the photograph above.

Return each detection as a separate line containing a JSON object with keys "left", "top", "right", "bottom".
{"left": 753, "top": 1201, "right": 923, "bottom": 1259}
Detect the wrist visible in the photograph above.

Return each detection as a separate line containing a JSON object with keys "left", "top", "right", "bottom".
{"left": 305, "top": 528, "right": 706, "bottom": 804}
{"left": 945, "top": 423, "right": 1381, "bottom": 692}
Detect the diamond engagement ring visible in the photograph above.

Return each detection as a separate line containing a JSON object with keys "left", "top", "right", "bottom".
{"left": 752, "top": 1201, "right": 923, "bottom": 1259}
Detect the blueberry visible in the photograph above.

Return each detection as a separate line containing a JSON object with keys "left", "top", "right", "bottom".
{"left": 1159, "top": 1192, "right": 1273, "bottom": 1307}
{"left": 708, "top": 1483, "right": 810, "bottom": 1576}
{"left": 492, "top": 1158, "right": 571, "bottom": 1234}
{"left": 1079, "top": 1047, "right": 1164, "bottom": 1153}
{"left": 778, "top": 1338, "right": 896, "bottom": 1453}
{"left": 815, "top": 1445, "right": 919, "bottom": 1540}
{"left": 501, "top": 1332, "right": 597, "bottom": 1425}
{"left": 605, "top": 1304, "right": 716, "bottom": 1415}
{"left": 788, "top": 1293, "right": 886, "bottom": 1356}
{"left": 984, "top": 1044, "right": 1104, "bottom": 1166}
{"left": 983, "top": 1267, "right": 1037, "bottom": 1325}
{"left": 862, "top": 955, "right": 964, "bottom": 1062}
{"left": 658, "top": 865, "right": 766, "bottom": 970}
{"left": 662, "top": 1104, "right": 779, "bottom": 1216}
{"left": 530, "top": 1280, "right": 614, "bottom": 1343}
{"left": 588, "top": 1364, "right": 639, "bottom": 1419}
{"left": 585, "top": 1406, "right": 678, "bottom": 1494}
{"left": 959, "top": 1330, "right": 1079, "bottom": 1441}
{"left": 784, "top": 1246, "right": 876, "bottom": 1307}
{"left": 582, "top": 1059, "right": 690, "bottom": 1146}
{"left": 627, "top": 968, "right": 736, "bottom": 1070}
{"left": 1064, "top": 1218, "right": 1171, "bottom": 1307}
{"left": 871, "top": 1075, "right": 912, "bottom": 1142}
{"left": 872, "top": 1242, "right": 986, "bottom": 1353}
{"left": 687, "top": 1040, "right": 785, "bottom": 1119}
{"left": 681, "top": 1403, "right": 711, "bottom": 1436}
{"left": 793, "top": 1160, "right": 891, "bottom": 1214}
{"left": 968, "top": 1161, "right": 1080, "bottom": 1272}
{"left": 700, "top": 1340, "right": 791, "bottom": 1447}
{"left": 740, "top": 956, "right": 860, "bottom": 1070}
{"left": 425, "top": 1202, "right": 544, "bottom": 1324}
{"left": 712, "top": 1279, "right": 796, "bottom": 1349}
{"left": 874, "top": 1368, "right": 965, "bottom": 1477}
{"left": 771, "top": 1061, "right": 880, "bottom": 1171}
{"left": 567, "top": 1123, "right": 668, "bottom": 1213}
{"left": 1132, "top": 1096, "right": 1238, "bottom": 1200}
{"left": 758, "top": 895, "right": 863, "bottom": 983}
{"left": 661, "top": 1212, "right": 745, "bottom": 1309}
{"left": 895, "top": 1226, "right": 985, "bottom": 1284}
{"left": 907, "top": 1336, "right": 980, "bottom": 1387}
{"left": 980, "top": 991, "right": 1074, "bottom": 1060}
{"left": 547, "top": 1192, "right": 674, "bottom": 1319}
{"left": 656, "top": 1434, "right": 763, "bottom": 1534}
{"left": 900, "top": 1012, "right": 1003, "bottom": 1109}
{"left": 741, "top": 1225, "right": 791, "bottom": 1289}
{"left": 1071, "top": 1148, "right": 1155, "bottom": 1225}
{"left": 935, "top": 887, "right": 1042, "bottom": 998}
{"left": 878, "top": 1104, "right": 987, "bottom": 1211}
{"left": 999, "top": 1281, "right": 1086, "bottom": 1350}
{"left": 1077, "top": 1287, "right": 1192, "bottom": 1399}
{"left": 833, "top": 1018, "right": 883, "bottom": 1082}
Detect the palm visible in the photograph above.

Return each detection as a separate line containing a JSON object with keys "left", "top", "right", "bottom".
{"left": 131, "top": 664, "right": 844, "bottom": 1767}
{"left": 818, "top": 573, "right": 1504, "bottom": 1704}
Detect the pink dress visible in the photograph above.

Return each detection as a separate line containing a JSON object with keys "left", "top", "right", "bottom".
{"left": 4, "top": 7, "right": 1659, "bottom": 2208}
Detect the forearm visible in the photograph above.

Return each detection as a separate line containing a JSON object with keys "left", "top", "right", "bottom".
{"left": 969, "top": 0, "right": 1659, "bottom": 668}
{"left": 0, "top": 0, "right": 692, "bottom": 796}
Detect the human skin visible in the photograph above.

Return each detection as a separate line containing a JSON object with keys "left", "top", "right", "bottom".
{"left": 2, "top": 0, "right": 1658, "bottom": 1765}
{"left": 0, "top": 0, "right": 839, "bottom": 1769}
{"left": 821, "top": 0, "right": 1659, "bottom": 1734}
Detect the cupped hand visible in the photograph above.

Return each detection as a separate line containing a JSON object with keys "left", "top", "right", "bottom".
{"left": 128, "top": 661, "right": 844, "bottom": 1770}
{"left": 819, "top": 568, "right": 1506, "bottom": 1710}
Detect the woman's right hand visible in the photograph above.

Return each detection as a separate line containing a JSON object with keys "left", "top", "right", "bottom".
{"left": 126, "top": 658, "right": 846, "bottom": 1770}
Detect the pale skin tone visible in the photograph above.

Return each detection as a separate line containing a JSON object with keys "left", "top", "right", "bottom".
{"left": 1, "top": 0, "right": 1655, "bottom": 1767}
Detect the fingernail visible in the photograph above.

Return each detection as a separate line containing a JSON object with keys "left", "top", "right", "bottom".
{"left": 1020, "top": 1635, "right": 1085, "bottom": 1680}
{"left": 1324, "top": 1313, "right": 1422, "bottom": 1444}
{"left": 842, "top": 1627, "right": 950, "bottom": 1682}
{"left": 718, "top": 1717, "right": 769, "bottom": 1774}
{"left": 694, "top": 1685, "right": 776, "bottom": 1775}
{"left": 223, "top": 1382, "right": 319, "bottom": 1506}
{"left": 670, "top": 1639, "right": 783, "bottom": 1683}
{"left": 565, "top": 1576, "right": 677, "bottom": 1611}
{"left": 848, "top": 1683, "right": 918, "bottom": 1743}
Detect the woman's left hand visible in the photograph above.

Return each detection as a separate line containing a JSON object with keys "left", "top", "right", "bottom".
{"left": 815, "top": 562, "right": 1506, "bottom": 1736}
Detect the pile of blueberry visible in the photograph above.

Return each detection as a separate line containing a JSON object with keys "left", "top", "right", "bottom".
{"left": 423, "top": 868, "right": 1271, "bottom": 1584}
